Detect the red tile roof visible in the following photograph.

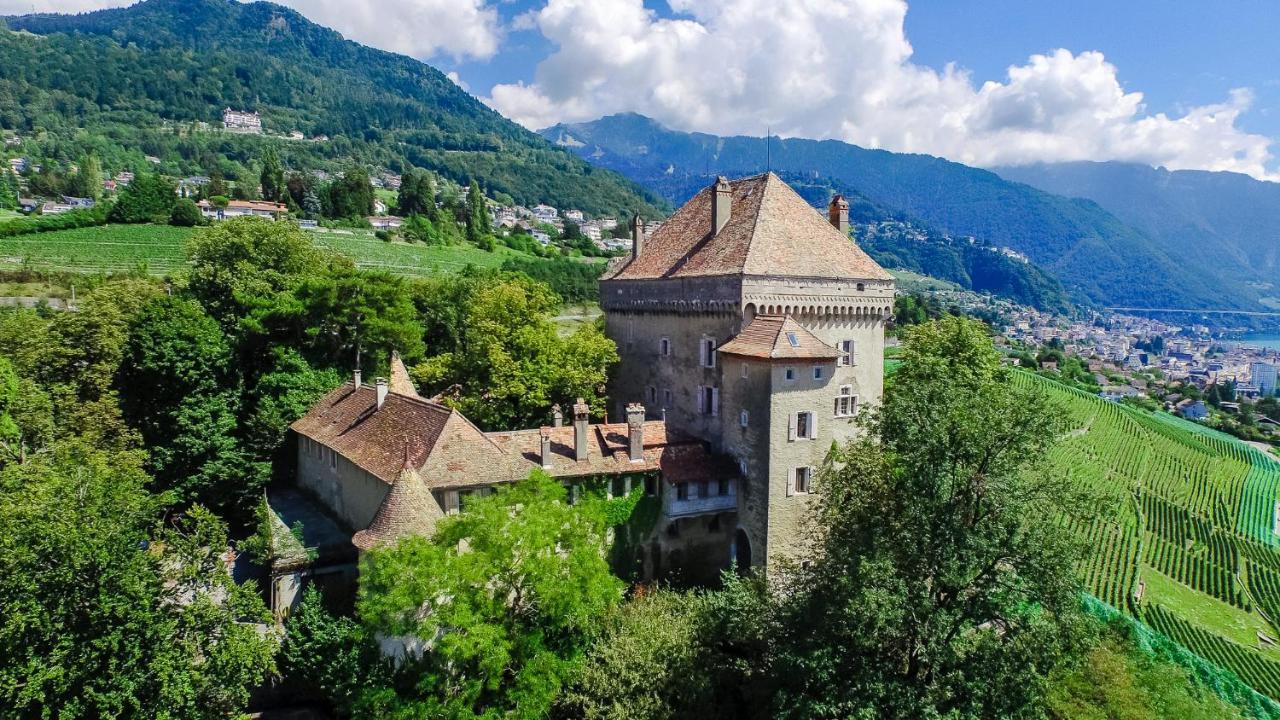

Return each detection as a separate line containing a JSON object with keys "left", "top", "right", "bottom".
{"left": 604, "top": 172, "right": 891, "bottom": 281}
{"left": 352, "top": 461, "right": 443, "bottom": 550}
{"left": 717, "top": 315, "right": 841, "bottom": 360}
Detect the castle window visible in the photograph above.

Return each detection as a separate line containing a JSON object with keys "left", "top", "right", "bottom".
{"left": 647, "top": 385, "right": 657, "bottom": 405}
{"left": 328, "top": 448, "right": 337, "bottom": 470}
{"left": 784, "top": 367, "right": 796, "bottom": 382}
{"left": 838, "top": 339, "right": 856, "bottom": 367}
{"left": 443, "top": 490, "right": 460, "bottom": 514}
{"left": 790, "top": 411, "right": 816, "bottom": 440}
{"left": 789, "top": 466, "right": 813, "bottom": 495}
{"left": 856, "top": 283, "right": 865, "bottom": 292}
{"left": 813, "top": 365, "right": 824, "bottom": 380}
{"left": 786, "top": 332, "right": 800, "bottom": 347}
{"left": 659, "top": 337, "right": 670, "bottom": 357}
{"left": 698, "top": 480, "right": 710, "bottom": 499}
{"left": 739, "top": 409, "right": 749, "bottom": 427}
{"left": 677, "top": 483, "right": 689, "bottom": 501}
{"left": 698, "top": 386, "right": 720, "bottom": 416}
{"left": 663, "top": 389, "right": 673, "bottom": 409}
{"left": 834, "top": 386, "right": 857, "bottom": 417}
{"left": 718, "top": 477, "right": 731, "bottom": 496}
{"left": 699, "top": 337, "right": 717, "bottom": 368}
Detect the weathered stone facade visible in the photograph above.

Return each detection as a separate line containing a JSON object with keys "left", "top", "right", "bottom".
{"left": 601, "top": 173, "right": 893, "bottom": 569}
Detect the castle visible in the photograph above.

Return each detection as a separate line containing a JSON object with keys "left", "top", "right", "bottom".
{"left": 269, "top": 173, "right": 891, "bottom": 615}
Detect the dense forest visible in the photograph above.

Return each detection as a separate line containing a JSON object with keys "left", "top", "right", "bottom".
{"left": 0, "top": 0, "right": 666, "bottom": 218}
{"left": 541, "top": 113, "right": 1255, "bottom": 312}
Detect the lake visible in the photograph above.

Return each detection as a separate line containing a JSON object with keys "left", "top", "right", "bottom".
{"left": 1236, "top": 334, "right": 1280, "bottom": 351}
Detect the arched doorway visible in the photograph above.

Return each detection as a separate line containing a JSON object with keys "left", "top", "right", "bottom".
{"left": 733, "top": 528, "right": 751, "bottom": 572}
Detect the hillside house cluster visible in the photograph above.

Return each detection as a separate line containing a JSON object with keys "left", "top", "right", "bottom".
{"left": 197, "top": 199, "right": 287, "bottom": 220}
{"left": 271, "top": 173, "right": 892, "bottom": 615}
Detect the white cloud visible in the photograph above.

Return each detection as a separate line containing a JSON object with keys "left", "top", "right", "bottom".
{"left": 488, "top": 0, "right": 1278, "bottom": 180}
{"left": 0, "top": 0, "right": 502, "bottom": 62}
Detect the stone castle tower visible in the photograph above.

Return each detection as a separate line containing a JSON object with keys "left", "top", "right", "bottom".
{"left": 601, "top": 172, "right": 894, "bottom": 569}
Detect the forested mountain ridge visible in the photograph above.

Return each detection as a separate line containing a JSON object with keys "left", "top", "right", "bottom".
{"left": 0, "top": 0, "right": 665, "bottom": 217}
{"left": 995, "top": 161, "right": 1280, "bottom": 308}
{"left": 541, "top": 113, "right": 1254, "bottom": 311}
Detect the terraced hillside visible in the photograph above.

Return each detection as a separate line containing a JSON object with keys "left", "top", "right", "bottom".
{"left": 1020, "top": 371, "right": 1280, "bottom": 699}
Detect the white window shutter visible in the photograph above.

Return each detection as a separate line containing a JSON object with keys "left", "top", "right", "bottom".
{"left": 711, "top": 388, "right": 720, "bottom": 416}
{"left": 807, "top": 411, "right": 817, "bottom": 439}
{"left": 850, "top": 340, "right": 857, "bottom": 365}
{"left": 697, "top": 387, "right": 705, "bottom": 414}
{"left": 788, "top": 412, "right": 797, "bottom": 441}
{"left": 709, "top": 343, "right": 716, "bottom": 368}
{"left": 786, "top": 467, "right": 796, "bottom": 497}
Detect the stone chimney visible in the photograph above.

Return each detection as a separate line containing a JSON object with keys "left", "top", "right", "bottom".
{"left": 552, "top": 404, "right": 563, "bottom": 427}
{"left": 630, "top": 213, "right": 645, "bottom": 259}
{"left": 626, "top": 403, "right": 645, "bottom": 463}
{"left": 712, "top": 176, "right": 732, "bottom": 235}
{"left": 375, "top": 378, "right": 389, "bottom": 410}
{"left": 828, "top": 194, "right": 850, "bottom": 236}
{"left": 539, "top": 427, "right": 554, "bottom": 469}
{"left": 572, "top": 397, "right": 590, "bottom": 461}
{"left": 353, "top": 368, "right": 362, "bottom": 388}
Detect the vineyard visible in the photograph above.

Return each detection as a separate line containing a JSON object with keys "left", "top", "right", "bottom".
{"left": 0, "top": 223, "right": 521, "bottom": 276}
{"left": 1019, "top": 370, "right": 1280, "bottom": 700}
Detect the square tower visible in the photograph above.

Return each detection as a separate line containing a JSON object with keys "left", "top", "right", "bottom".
{"left": 601, "top": 173, "right": 895, "bottom": 568}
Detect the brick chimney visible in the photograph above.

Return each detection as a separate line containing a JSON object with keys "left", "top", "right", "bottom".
{"left": 539, "top": 427, "right": 554, "bottom": 469}
{"left": 630, "top": 213, "right": 645, "bottom": 259}
{"left": 375, "top": 378, "right": 389, "bottom": 410}
{"left": 572, "top": 397, "right": 590, "bottom": 461}
{"left": 626, "top": 403, "right": 645, "bottom": 463}
{"left": 552, "top": 403, "right": 564, "bottom": 428}
{"left": 828, "top": 194, "right": 849, "bottom": 236}
{"left": 712, "top": 176, "right": 732, "bottom": 235}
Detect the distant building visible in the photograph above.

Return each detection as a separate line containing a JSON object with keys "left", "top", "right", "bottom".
{"left": 1175, "top": 399, "right": 1209, "bottom": 421}
{"left": 198, "top": 199, "right": 287, "bottom": 220}
{"left": 222, "top": 108, "right": 263, "bottom": 134}
{"left": 8, "top": 158, "right": 27, "bottom": 174}
{"left": 532, "top": 204, "right": 558, "bottom": 222}
{"left": 564, "top": 209, "right": 585, "bottom": 222}
{"left": 1252, "top": 362, "right": 1278, "bottom": 396}
{"left": 369, "top": 216, "right": 403, "bottom": 230}
{"left": 288, "top": 130, "right": 305, "bottom": 140}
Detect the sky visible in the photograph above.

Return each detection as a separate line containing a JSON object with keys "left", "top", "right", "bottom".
{"left": 4, "top": 0, "right": 1280, "bottom": 180}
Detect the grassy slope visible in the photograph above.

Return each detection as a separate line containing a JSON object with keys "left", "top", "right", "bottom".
{"left": 1015, "top": 370, "right": 1280, "bottom": 699}
{"left": 0, "top": 224, "right": 519, "bottom": 276}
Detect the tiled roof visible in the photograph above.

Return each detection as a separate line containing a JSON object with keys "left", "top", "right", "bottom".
{"left": 292, "top": 384, "right": 735, "bottom": 490}
{"left": 604, "top": 172, "right": 891, "bottom": 281}
{"left": 389, "top": 352, "right": 419, "bottom": 398}
{"left": 486, "top": 422, "right": 736, "bottom": 483}
{"left": 717, "top": 315, "right": 841, "bottom": 360}
{"left": 352, "top": 461, "right": 443, "bottom": 550}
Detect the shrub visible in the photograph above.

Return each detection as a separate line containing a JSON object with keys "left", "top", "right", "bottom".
{"left": 169, "top": 198, "right": 203, "bottom": 227}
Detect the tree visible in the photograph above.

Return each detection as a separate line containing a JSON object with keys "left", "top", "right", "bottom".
{"left": 465, "top": 179, "right": 491, "bottom": 246}
{"left": 0, "top": 167, "right": 18, "bottom": 210}
{"left": 117, "top": 296, "right": 250, "bottom": 516}
{"left": 243, "top": 347, "right": 342, "bottom": 465}
{"left": 169, "top": 196, "right": 203, "bottom": 226}
{"left": 259, "top": 145, "right": 285, "bottom": 203}
{"left": 356, "top": 471, "right": 623, "bottom": 718}
{"left": 771, "top": 316, "right": 1087, "bottom": 719}
{"left": 395, "top": 167, "right": 436, "bottom": 218}
{"left": 0, "top": 441, "right": 276, "bottom": 718}
{"left": 66, "top": 154, "right": 103, "bottom": 200}
{"left": 0, "top": 357, "right": 54, "bottom": 465}
{"left": 109, "top": 173, "right": 177, "bottom": 223}
{"left": 411, "top": 273, "right": 618, "bottom": 430}
{"left": 186, "top": 216, "right": 327, "bottom": 330}
{"left": 326, "top": 166, "right": 374, "bottom": 220}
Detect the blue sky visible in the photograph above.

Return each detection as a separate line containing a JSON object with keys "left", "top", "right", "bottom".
{"left": 7, "top": 0, "right": 1280, "bottom": 179}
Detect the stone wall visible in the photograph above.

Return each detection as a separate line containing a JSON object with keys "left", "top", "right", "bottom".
{"left": 296, "top": 439, "right": 388, "bottom": 532}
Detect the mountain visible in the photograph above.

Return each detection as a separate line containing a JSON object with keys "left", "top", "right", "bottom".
{"left": 0, "top": 0, "right": 664, "bottom": 217}
{"left": 541, "top": 113, "right": 1254, "bottom": 312}
{"left": 994, "top": 161, "right": 1280, "bottom": 308}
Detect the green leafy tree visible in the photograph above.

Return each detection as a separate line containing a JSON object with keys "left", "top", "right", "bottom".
{"left": 247, "top": 263, "right": 425, "bottom": 371}
{"left": 186, "top": 216, "right": 327, "bottom": 329}
{"left": 117, "top": 296, "right": 250, "bottom": 516}
{"left": 0, "top": 357, "right": 55, "bottom": 465}
{"left": 772, "top": 316, "right": 1087, "bottom": 719}
{"left": 282, "top": 588, "right": 393, "bottom": 718}
{"left": 109, "top": 173, "right": 177, "bottom": 223}
{"left": 169, "top": 196, "right": 203, "bottom": 226}
{"left": 327, "top": 166, "right": 375, "bottom": 220}
{"left": 411, "top": 274, "right": 618, "bottom": 430}
{"left": 356, "top": 471, "right": 623, "bottom": 718}
{"left": 395, "top": 167, "right": 437, "bottom": 218}
{"left": 259, "top": 145, "right": 285, "bottom": 203}
{"left": 0, "top": 167, "right": 19, "bottom": 210}
{"left": 0, "top": 441, "right": 276, "bottom": 718}
{"left": 465, "top": 179, "right": 492, "bottom": 246}
{"left": 243, "top": 347, "right": 342, "bottom": 464}
{"left": 66, "top": 154, "right": 103, "bottom": 200}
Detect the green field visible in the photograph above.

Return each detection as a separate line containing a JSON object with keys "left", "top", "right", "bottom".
{"left": 0, "top": 223, "right": 521, "bottom": 276}
{"left": 1020, "top": 370, "right": 1280, "bottom": 699}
